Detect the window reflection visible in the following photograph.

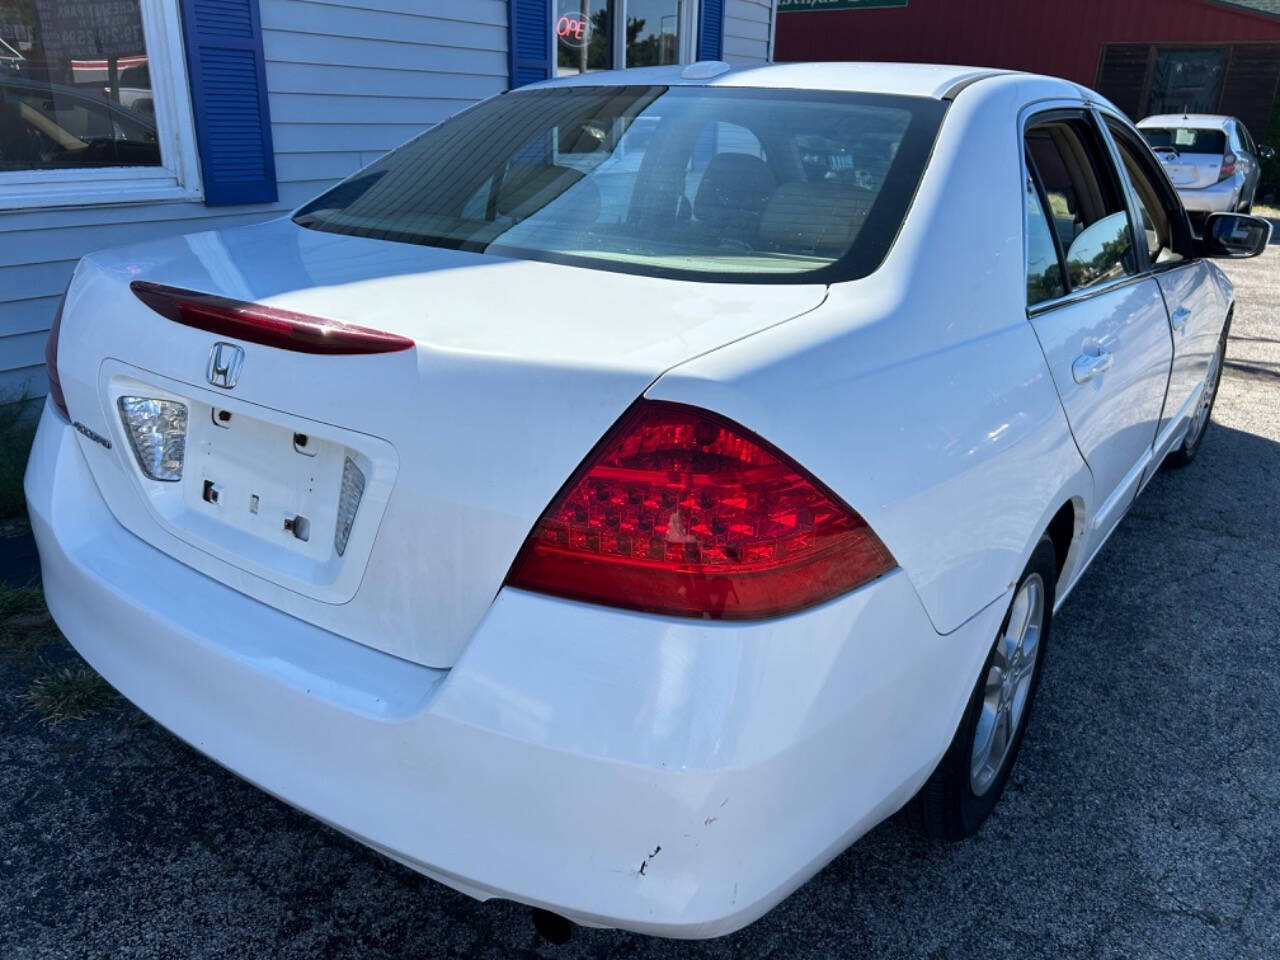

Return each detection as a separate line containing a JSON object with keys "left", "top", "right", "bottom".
{"left": 1025, "top": 174, "right": 1065, "bottom": 305}
{"left": 0, "top": 0, "right": 159, "bottom": 171}
{"left": 1064, "top": 211, "right": 1133, "bottom": 290}
{"left": 626, "top": 0, "right": 682, "bottom": 67}
{"left": 556, "top": 0, "right": 614, "bottom": 76}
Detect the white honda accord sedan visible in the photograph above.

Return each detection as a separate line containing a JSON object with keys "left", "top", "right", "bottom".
{"left": 25, "top": 62, "right": 1271, "bottom": 938}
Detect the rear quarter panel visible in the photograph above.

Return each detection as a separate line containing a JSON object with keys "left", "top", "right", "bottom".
{"left": 651, "top": 77, "right": 1094, "bottom": 633}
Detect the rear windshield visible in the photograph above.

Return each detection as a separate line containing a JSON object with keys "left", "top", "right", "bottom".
{"left": 293, "top": 86, "right": 946, "bottom": 283}
{"left": 1140, "top": 127, "right": 1227, "bottom": 154}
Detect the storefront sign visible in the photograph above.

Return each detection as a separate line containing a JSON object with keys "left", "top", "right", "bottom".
{"left": 555, "top": 6, "right": 593, "bottom": 49}
{"left": 31, "top": 0, "right": 145, "bottom": 62}
{"left": 779, "top": 0, "right": 908, "bottom": 11}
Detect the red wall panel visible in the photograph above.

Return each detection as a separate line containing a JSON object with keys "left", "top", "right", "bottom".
{"left": 775, "top": 0, "right": 1280, "bottom": 84}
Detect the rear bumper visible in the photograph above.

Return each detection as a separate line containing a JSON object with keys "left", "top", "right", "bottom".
{"left": 1176, "top": 174, "right": 1243, "bottom": 213}
{"left": 25, "top": 402, "right": 1005, "bottom": 938}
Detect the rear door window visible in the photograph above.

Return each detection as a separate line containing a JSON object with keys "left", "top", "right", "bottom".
{"left": 1239, "top": 123, "right": 1256, "bottom": 154}
{"left": 1026, "top": 114, "right": 1137, "bottom": 292}
{"left": 1024, "top": 164, "right": 1065, "bottom": 305}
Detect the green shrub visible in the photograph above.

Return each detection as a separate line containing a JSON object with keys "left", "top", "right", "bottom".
{"left": 0, "top": 394, "right": 38, "bottom": 522}
{"left": 1261, "top": 97, "right": 1280, "bottom": 205}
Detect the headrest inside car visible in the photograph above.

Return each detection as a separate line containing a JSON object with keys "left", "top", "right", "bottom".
{"left": 496, "top": 164, "right": 585, "bottom": 221}
{"left": 694, "top": 153, "right": 777, "bottom": 236}
{"left": 760, "top": 181, "right": 875, "bottom": 256}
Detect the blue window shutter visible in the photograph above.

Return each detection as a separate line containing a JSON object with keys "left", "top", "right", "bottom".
{"left": 179, "top": 0, "right": 278, "bottom": 206}
{"left": 698, "top": 0, "right": 725, "bottom": 61}
{"left": 509, "top": 0, "right": 552, "bottom": 88}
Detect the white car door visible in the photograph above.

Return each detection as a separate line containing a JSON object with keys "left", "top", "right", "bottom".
{"left": 1100, "top": 114, "right": 1227, "bottom": 464}
{"left": 1021, "top": 107, "right": 1173, "bottom": 556}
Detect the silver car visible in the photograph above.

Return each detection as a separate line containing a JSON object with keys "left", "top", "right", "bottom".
{"left": 1137, "top": 113, "right": 1274, "bottom": 216}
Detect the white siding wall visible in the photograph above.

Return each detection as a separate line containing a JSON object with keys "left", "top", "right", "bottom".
{"left": 723, "top": 0, "right": 774, "bottom": 64}
{"left": 0, "top": 0, "right": 508, "bottom": 401}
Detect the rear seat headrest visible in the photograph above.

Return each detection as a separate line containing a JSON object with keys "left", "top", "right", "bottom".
{"left": 694, "top": 153, "right": 777, "bottom": 235}
{"left": 759, "top": 181, "right": 875, "bottom": 255}
{"left": 496, "top": 164, "right": 586, "bottom": 221}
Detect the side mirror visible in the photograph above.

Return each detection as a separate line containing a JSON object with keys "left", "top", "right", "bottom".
{"left": 1258, "top": 144, "right": 1276, "bottom": 161}
{"left": 1199, "top": 212, "right": 1272, "bottom": 259}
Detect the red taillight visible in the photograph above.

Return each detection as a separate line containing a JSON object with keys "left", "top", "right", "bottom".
{"left": 1220, "top": 153, "right": 1236, "bottom": 180}
{"left": 130, "top": 281, "right": 414, "bottom": 355}
{"left": 506, "top": 401, "right": 896, "bottom": 620}
{"left": 45, "top": 285, "right": 70, "bottom": 420}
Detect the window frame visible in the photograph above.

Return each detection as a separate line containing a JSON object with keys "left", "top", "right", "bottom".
{"left": 1146, "top": 47, "right": 1228, "bottom": 118}
{"left": 554, "top": 0, "right": 701, "bottom": 76}
{"left": 1020, "top": 102, "right": 1147, "bottom": 317}
{"left": 0, "top": 0, "right": 202, "bottom": 211}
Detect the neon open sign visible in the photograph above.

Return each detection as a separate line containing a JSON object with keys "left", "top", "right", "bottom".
{"left": 556, "top": 13, "right": 591, "bottom": 48}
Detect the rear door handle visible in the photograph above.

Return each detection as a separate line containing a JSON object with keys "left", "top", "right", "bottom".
{"left": 1171, "top": 307, "right": 1191, "bottom": 334}
{"left": 1072, "top": 350, "right": 1114, "bottom": 384}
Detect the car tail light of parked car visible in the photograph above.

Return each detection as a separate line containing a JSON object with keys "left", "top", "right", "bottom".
{"left": 506, "top": 400, "right": 896, "bottom": 619}
{"left": 1219, "top": 152, "right": 1236, "bottom": 180}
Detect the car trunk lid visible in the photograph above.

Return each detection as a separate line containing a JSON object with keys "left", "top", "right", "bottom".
{"left": 1156, "top": 150, "right": 1227, "bottom": 189}
{"left": 53, "top": 218, "right": 827, "bottom": 667}
{"left": 1145, "top": 127, "right": 1230, "bottom": 190}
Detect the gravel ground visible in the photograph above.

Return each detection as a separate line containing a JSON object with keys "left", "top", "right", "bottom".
{"left": 2, "top": 247, "right": 1278, "bottom": 959}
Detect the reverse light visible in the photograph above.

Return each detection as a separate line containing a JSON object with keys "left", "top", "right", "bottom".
{"left": 506, "top": 401, "right": 896, "bottom": 620}
{"left": 130, "top": 281, "right": 415, "bottom": 355}
{"left": 118, "top": 397, "right": 188, "bottom": 481}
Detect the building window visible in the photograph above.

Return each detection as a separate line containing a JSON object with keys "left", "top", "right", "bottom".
{"left": 0, "top": 0, "right": 201, "bottom": 210}
{"left": 1147, "top": 49, "right": 1227, "bottom": 117}
{"left": 557, "top": 0, "right": 697, "bottom": 76}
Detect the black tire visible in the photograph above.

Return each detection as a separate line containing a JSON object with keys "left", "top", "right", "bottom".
{"left": 1165, "top": 320, "right": 1229, "bottom": 469}
{"left": 904, "top": 536, "right": 1056, "bottom": 841}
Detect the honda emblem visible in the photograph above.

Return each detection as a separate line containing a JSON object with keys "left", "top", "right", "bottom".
{"left": 206, "top": 342, "right": 244, "bottom": 389}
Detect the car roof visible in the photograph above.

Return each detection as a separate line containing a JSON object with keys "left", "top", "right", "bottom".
{"left": 524, "top": 61, "right": 1031, "bottom": 100}
{"left": 1138, "top": 114, "right": 1233, "bottom": 130}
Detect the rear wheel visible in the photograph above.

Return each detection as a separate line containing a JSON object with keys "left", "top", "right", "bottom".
{"left": 1166, "top": 322, "right": 1228, "bottom": 468}
{"left": 904, "top": 537, "right": 1056, "bottom": 841}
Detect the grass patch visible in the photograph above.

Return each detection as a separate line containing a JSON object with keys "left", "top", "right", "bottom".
{"left": 0, "top": 585, "right": 44, "bottom": 618}
{"left": 18, "top": 663, "right": 119, "bottom": 726}
{"left": 0, "top": 395, "right": 37, "bottom": 523}
{"left": 0, "top": 616, "right": 62, "bottom": 668}
{"left": 0, "top": 586, "right": 62, "bottom": 668}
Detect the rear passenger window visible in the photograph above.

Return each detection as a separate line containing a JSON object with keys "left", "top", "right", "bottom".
{"left": 1240, "top": 123, "right": 1256, "bottom": 154}
{"left": 1026, "top": 117, "right": 1136, "bottom": 292}
{"left": 1025, "top": 170, "right": 1065, "bottom": 305}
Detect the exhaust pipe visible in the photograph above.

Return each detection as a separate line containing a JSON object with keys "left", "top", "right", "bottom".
{"left": 531, "top": 908, "right": 574, "bottom": 945}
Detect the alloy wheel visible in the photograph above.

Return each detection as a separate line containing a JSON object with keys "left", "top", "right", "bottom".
{"left": 1188, "top": 342, "right": 1224, "bottom": 447}
{"left": 970, "top": 573, "right": 1044, "bottom": 796}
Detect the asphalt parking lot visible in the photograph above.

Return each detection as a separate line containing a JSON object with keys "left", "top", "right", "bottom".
{"left": 3, "top": 243, "right": 1279, "bottom": 959}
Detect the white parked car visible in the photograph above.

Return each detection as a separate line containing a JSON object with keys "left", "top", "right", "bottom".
{"left": 26, "top": 62, "right": 1271, "bottom": 939}
{"left": 1138, "top": 113, "right": 1275, "bottom": 217}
